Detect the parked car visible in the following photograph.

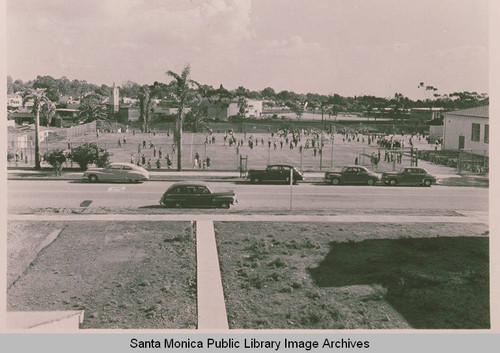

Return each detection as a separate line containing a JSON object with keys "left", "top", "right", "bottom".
{"left": 83, "top": 163, "right": 149, "bottom": 183}
{"left": 324, "top": 166, "right": 380, "bottom": 185}
{"left": 382, "top": 167, "right": 437, "bottom": 186}
{"left": 159, "top": 182, "right": 237, "bottom": 209}
{"left": 247, "top": 164, "right": 304, "bottom": 184}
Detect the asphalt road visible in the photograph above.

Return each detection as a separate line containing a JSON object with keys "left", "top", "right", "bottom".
{"left": 7, "top": 180, "right": 488, "bottom": 213}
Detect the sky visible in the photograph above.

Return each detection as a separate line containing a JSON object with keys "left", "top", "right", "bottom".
{"left": 6, "top": 0, "right": 489, "bottom": 99}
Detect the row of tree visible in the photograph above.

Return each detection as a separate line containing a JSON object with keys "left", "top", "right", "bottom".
{"left": 9, "top": 75, "right": 489, "bottom": 114}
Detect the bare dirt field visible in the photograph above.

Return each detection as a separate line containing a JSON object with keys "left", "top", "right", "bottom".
{"left": 214, "top": 222, "right": 489, "bottom": 329}
{"left": 7, "top": 221, "right": 197, "bottom": 329}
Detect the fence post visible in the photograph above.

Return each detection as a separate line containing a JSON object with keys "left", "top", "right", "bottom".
{"left": 300, "top": 148, "right": 303, "bottom": 172}
{"left": 483, "top": 150, "right": 487, "bottom": 175}
{"left": 457, "top": 149, "right": 462, "bottom": 174}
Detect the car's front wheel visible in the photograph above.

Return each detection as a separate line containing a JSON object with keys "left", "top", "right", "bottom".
{"left": 220, "top": 202, "right": 230, "bottom": 209}
{"left": 88, "top": 175, "right": 98, "bottom": 183}
{"left": 367, "top": 178, "right": 375, "bottom": 186}
{"left": 424, "top": 179, "right": 432, "bottom": 187}
{"left": 330, "top": 178, "right": 340, "bottom": 185}
{"left": 389, "top": 179, "right": 397, "bottom": 186}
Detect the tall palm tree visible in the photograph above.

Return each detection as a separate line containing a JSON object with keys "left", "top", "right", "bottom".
{"left": 40, "top": 101, "right": 56, "bottom": 126}
{"left": 23, "top": 88, "right": 51, "bottom": 169}
{"left": 166, "top": 65, "right": 200, "bottom": 171}
{"left": 237, "top": 97, "right": 248, "bottom": 133}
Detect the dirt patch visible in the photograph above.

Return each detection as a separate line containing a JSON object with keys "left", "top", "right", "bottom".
{"left": 7, "top": 221, "right": 197, "bottom": 329}
{"left": 214, "top": 222, "right": 489, "bottom": 329}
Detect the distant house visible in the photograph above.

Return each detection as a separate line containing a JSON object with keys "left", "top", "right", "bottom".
{"left": 428, "top": 118, "right": 444, "bottom": 144}
{"left": 122, "top": 97, "right": 138, "bottom": 105}
{"left": 207, "top": 98, "right": 263, "bottom": 121}
{"left": 410, "top": 108, "right": 445, "bottom": 121}
{"left": 55, "top": 108, "right": 79, "bottom": 120}
{"left": 59, "top": 95, "right": 80, "bottom": 105}
{"left": 228, "top": 99, "right": 263, "bottom": 118}
{"left": 7, "top": 94, "right": 23, "bottom": 108}
{"left": 207, "top": 102, "right": 231, "bottom": 121}
{"left": 118, "top": 106, "right": 140, "bottom": 122}
{"left": 443, "top": 105, "right": 488, "bottom": 156}
{"left": 10, "top": 112, "right": 35, "bottom": 125}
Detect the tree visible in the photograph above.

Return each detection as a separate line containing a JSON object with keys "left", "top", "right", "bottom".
{"left": 43, "top": 149, "right": 67, "bottom": 176}
{"left": 33, "top": 75, "right": 59, "bottom": 102}
{"left": 290, "top": 102, "right": 304, "bottom": 121}
{"left": 120, "top": 80, "right": 142, "bottom": 98}
{"left": 184, "top": 105, "right": 208, "bottom": 133}
{"left": 260, "top": 87, "right": 276, "bottom": 99}
{"left": 77, "top": 96, "right": 107, "bottom": 124}
{"left": 166, "top": 65, "right": 201, "bottom": 171}
{"left": 138, "top": 85, "right": 155, "bottom": 133}
{"left": 40, "top": 101, "right": 56, "bottom": 126}
{"left": 69, "top": 142, "right": 111, "bottom": 170}
{"left": 23, "top": 88, "right": 52, "bottom": 169}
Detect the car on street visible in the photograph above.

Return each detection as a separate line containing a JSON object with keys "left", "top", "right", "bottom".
{"left": 83, "top": 163, "right": 150, "bottom": 183}
{"left": 382, "top": 167, "right": 437, "bottom": 186}
{"left": 247, "top": 164, "right": 304, "bottom": 184}
{"left": 159, "top": 182, "right": 237, "bottom": 208}
{"left": 323, "top": 165, "right": 380, "bottom": 185}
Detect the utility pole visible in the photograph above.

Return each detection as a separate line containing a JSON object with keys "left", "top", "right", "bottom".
{"left": 330, "top": 124, "right": 335, "bottom": 170}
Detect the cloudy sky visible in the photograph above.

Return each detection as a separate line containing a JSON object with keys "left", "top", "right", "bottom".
{"left": 7, "top": 0, "right": 489, "bottom": 99}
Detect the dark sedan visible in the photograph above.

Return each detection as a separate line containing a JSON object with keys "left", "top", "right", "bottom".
{"left": 159, "top": 182, "right": 237, "bottom": 209}
{"left": 324, "top": 166, "right": 380, "bottom": 185}
{"left": 382, "top": 167, "right": 437, "bottom": 186}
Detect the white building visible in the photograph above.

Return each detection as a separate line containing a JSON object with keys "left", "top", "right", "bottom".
{"left": 443, "top": 106, "right": 488, "bottom": 156}
{"left": 7, "top": 94, "right": 23, "bottom": 108}
{"left": 227, "top": 98, "right": 263, "bottom": 118}
{"left": 122, "top": 97, "right": 138, "bottom": 105}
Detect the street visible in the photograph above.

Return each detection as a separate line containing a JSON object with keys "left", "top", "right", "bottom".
{"left": 7, "top": 180, "right": 488, "bottom": 213}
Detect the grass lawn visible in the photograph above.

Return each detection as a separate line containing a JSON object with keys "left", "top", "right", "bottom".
{"left": 214, "top": 222, "right": 489, "bottom": 329}
{"left": 7, "top": 221, "right": 197, "bottom": 329}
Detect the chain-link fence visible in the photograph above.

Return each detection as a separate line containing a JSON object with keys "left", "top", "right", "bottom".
{"left": 67, "top": 121, "right": 96, "bottom": 139}
{"left": 417, "top": 149, "right": 488, "bottom": 175}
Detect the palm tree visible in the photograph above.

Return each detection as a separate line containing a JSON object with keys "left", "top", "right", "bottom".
{"left": 139, "top": 85, "right": 154, "bottom": 133}
{"left": 184, "top": 105, "right": 208, "bottom": 133}
{"left": 166, "top": 65, "right": 200, "bottom": 171}
{"left": 23, "top": 88, "right": 51, "bottom": 169}
{"left": 237, "top": 96, "right": 248, "bottom": 133}
{"left": 40, "top": 101, "right": 56, "bottom": 126}
{"left": 77, "top": 99, "right": 107, "bottom": 124}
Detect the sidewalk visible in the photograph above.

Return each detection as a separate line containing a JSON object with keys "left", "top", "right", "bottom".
{"left": 7, "top": 167, "right": 488, "bottom": 187}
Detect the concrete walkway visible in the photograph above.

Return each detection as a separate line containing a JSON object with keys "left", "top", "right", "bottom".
{"left": 196, "top": 220, "right": 228, "bottom": 330}
{"left": 8, "top": 212, "right": 489, "bottom": 224}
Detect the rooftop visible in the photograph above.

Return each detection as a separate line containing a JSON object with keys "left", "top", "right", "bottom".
{"left": 445, "top": 105, "right": 488, "bottom": 118}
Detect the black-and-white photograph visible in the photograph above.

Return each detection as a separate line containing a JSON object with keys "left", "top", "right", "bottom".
{"left": 3, "top": 0, "right": 491, "bottom": 336}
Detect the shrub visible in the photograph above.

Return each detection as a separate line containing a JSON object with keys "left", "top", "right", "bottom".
{"left": 43, "top": 149, "right": 67, "bottom": 176}
{"left": 69, "top": 142, "right": 111, "bottom": 170}
{"left": 7, "top": 151, "right": 14, "bottom": 162}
